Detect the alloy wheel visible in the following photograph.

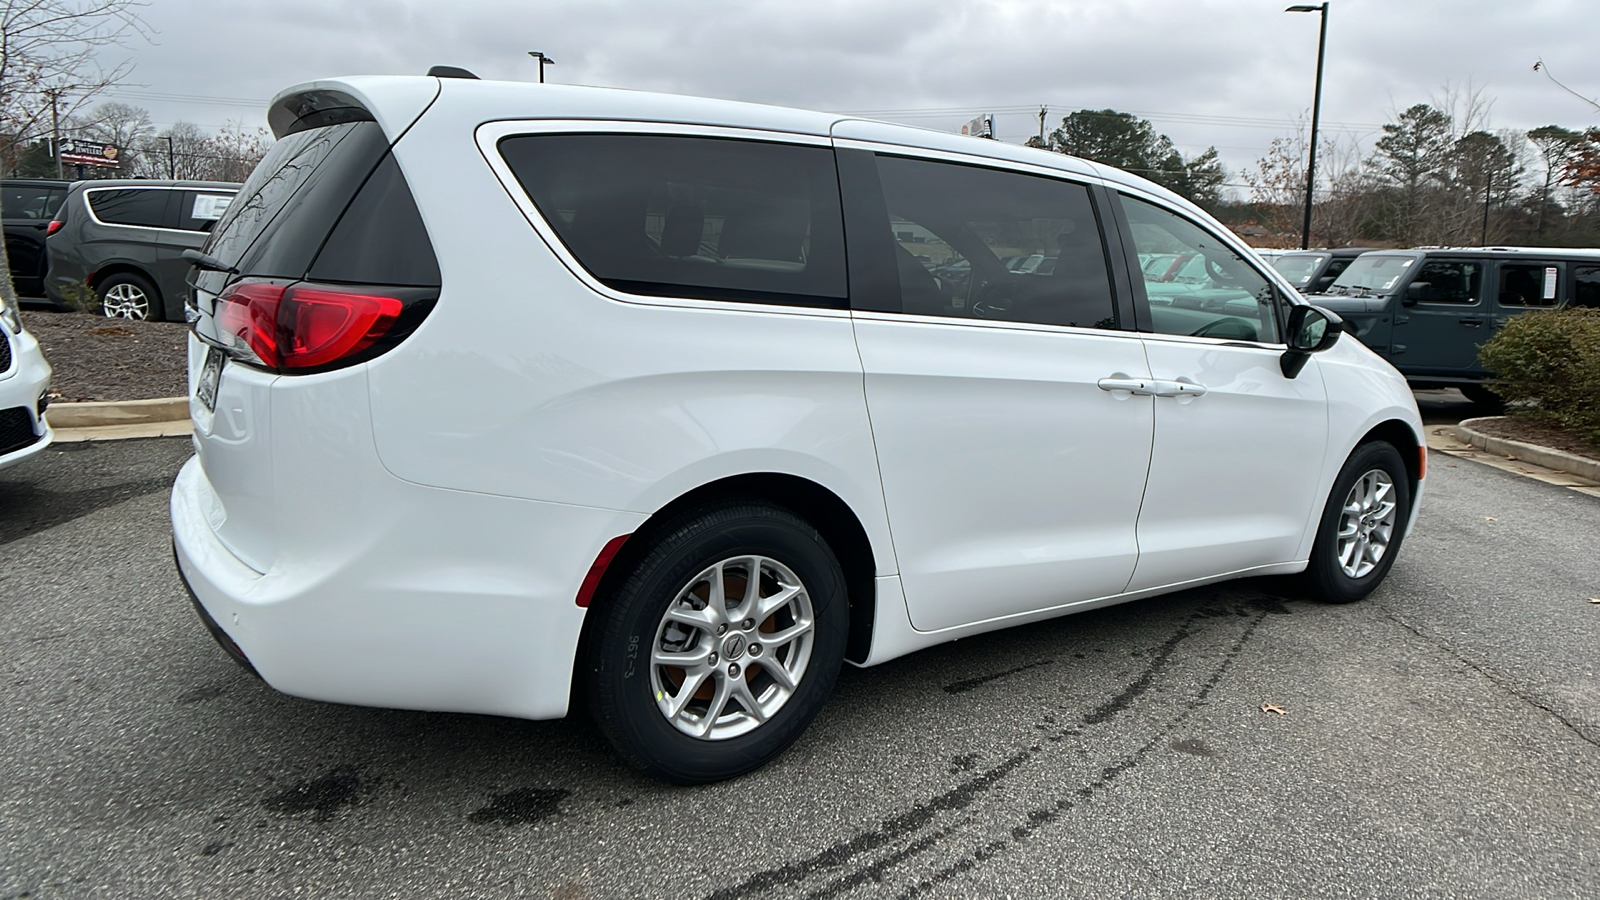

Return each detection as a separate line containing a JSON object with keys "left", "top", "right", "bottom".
{"left": 649, "top": 554, "right": 815, "bottom": 740}
{"left": 1335, "top": 469, "right": 1397, "bottom": 578}
{"left": 102, "top": 282, "right": 151, "bottom": 319}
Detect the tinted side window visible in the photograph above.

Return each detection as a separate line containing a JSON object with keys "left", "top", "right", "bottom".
{"left": 872, "top": 155, "right": 1116, "bottom": 328}
{"left": 1122, "top": 195, "right": 1280, "bottom": 343}
{"left": 1495, "top": 263, "right": 1559, "bottom": 308}
{"left": 177, "top": 190, "right": 236, "bottom": 233}
{"left": 87, "top": 189, "right": 172, "bottom": 228}
{"left": 1414, "top": 260, "right": 1482, "bottom": 304}
{"left": 499, "top": 134, "right": 847, "bottom": 308}
{"left": 2, "top": 184, "right": 65, "bottom": 220}
{"left": 1573, "top": 265, "right": 1600, "bottom": 309}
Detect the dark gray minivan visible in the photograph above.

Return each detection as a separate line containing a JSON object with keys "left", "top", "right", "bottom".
{"left": 1307, "top": 247, "right": 1600, "bottom": 403}
{"left": 45, "top": 180, "right": 239, "bottom": 321}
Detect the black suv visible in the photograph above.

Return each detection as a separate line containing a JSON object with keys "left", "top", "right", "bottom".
{"left": 2, "top": 178, "right": 71, "bottom": 298}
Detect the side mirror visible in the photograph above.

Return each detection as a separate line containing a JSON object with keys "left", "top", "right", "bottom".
{"left": 1281, "top": 305, "right": 1343, "bottom": 378}
{"left": 1402, "top": 281, "right": 1431, "bottom": 307}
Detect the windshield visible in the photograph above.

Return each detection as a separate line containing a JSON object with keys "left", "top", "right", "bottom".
{"left": 1325, "top": 255, "right": 1417, "bottom": 297}
{"left": 1272, "top": 253, "right": 1329, "bottom": 287}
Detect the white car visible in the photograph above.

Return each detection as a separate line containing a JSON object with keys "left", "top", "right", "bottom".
{"left": 0, "top": 293, "right": 52, "bottom": 471}
{"left": 172, "top": 73, "right": 1425, "bottom": 783}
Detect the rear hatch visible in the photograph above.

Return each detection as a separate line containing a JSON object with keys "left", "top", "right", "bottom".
{"left": 187, "top": 83, "right": 443, "bottom": 571}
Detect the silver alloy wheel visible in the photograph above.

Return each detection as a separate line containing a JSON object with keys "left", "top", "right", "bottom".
{"left": 1336, "top": 469, "right": 1398, "bottom": 578}
{"left": 102, "top": 282, "right": 151, "bottom": 319}
{"left": 649, "top": 554, "right": 816, "bottom": 740}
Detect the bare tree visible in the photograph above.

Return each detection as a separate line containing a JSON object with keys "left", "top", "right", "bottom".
{"left": 203, "top": 119, "right": 269, "bottom": 182}
{"left": 0, "top": 0, "right": 147, "bottom": 304}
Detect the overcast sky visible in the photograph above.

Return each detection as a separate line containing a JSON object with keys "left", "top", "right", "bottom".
{"left": 95, "top": 0, "right": 1600, "bottom": 188}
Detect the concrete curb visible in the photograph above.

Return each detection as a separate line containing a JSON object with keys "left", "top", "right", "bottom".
{"left": 44, "top": 396, "right": 188, "bottom": 429}
{"left": 1455, "top": 417, "right": 1600, "bottom": 483}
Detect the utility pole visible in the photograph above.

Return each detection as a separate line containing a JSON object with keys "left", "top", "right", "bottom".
{"left": 1038, "top": 105, "right": 1047, "bottom": 144}
{"left": 527, "top": 51, "right": 555, "bottom": 83}
{"left": 45, "top": 87, "right": 65, "bottom": 179}
{"left": 166, "top": 135, "right": 176, "bottom": 179}
{"left": 1480, "top": 154, "right": 1493, "bottom": 246}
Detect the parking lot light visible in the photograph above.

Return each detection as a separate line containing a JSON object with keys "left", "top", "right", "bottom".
{"left": 1287, "top": 2, "right": 1328, "bottom": 250}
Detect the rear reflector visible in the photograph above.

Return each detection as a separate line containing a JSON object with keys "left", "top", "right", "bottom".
{"left": 215, "top": 280, "right": 405, "bottom": 371}
{"left": 576, "top": 534, "right": 632, "bottom": 608}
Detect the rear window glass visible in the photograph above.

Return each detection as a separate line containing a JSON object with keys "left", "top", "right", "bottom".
{"left": 205, "top": 121, "right": 388, "bottom": 277}
{"left": 87, "top": 189, "right": 171, "bottom": 228}
{"left": 2, "top": 184, "right": 65, "bottom": 220}
{"left": 499, "top": 134, "right": 847, "bottom": 308}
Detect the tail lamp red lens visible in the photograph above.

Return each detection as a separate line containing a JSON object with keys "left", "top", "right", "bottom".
{"left": 45, "top": 220, "right": 62, "bottom": 236}
{"left": 215, "top": 281, "right": 404, "bottom": 371}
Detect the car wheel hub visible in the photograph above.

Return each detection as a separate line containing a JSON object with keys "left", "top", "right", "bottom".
{"left": 1336, "top": 469, "right": 1398, "bottom": 579}
{"left": 649, "top": 554, "right": 814, "bottom": 741}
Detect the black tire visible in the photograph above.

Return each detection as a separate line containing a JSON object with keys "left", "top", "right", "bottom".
{"left": 586, "top": 501, "right": 848, "bottom": 784}
{"left": 98, "top": 272, "right": 161, "bottom": 321}
{"left": 1301, "top": 442, "right": 1412, "bottom": 604}
{"left": 1459, "top": 383, "right": 1505, "bottom": 413}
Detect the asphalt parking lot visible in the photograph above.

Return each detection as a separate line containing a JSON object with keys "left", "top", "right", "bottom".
{"left": 3, "top": 434, "right": 1598, "bottom": 899}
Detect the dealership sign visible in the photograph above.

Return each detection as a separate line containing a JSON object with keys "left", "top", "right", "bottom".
{"left": 59, "top": 138, "right": 121, "bottom": 168}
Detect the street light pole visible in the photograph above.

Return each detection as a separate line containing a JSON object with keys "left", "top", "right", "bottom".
{"left": 527, "top": 51, "right": 555, "bottom": 84}
{"left": 1287, "top": 3, "right": 1328, "bottom": 250}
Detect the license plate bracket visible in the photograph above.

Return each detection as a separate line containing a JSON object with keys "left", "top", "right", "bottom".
{"left": 196, "top": 345, "right": 225, "bottom": 412}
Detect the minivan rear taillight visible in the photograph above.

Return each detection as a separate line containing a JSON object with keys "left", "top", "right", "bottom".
{"left": 215, "top": 280, "right": 426, "bottom": 372}
{"left": 45, "top": 220, "right": 62, "bottom": 236}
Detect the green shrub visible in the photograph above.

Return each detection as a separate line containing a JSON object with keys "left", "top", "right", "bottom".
{"left": 1478, "top": 307, "right": 1600, "bottom": 440}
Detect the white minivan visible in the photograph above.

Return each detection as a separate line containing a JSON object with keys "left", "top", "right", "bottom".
{"left": 0, "top": 293, "right": 51, "bottom": 471}
{"left": 171, "top": 73, "right": 1425, "bottom": 783}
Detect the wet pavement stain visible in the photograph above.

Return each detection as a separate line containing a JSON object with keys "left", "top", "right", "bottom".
{"left": 469, "top": 788, "right": 570, "bottom": 827}
{"left": 261, "top": 767, "right": 365, "bottom": 822}
{"left": 177, "top": 685, "right": 226, "bottom": 705}
{"left": 947, "top": 753, "right": 980, "bottom": 774}
{"left": 1170, "top": 737, "right": 1219, "bottom": 757}
{"left": 706, "top": 605, "right": 1271, "bottom": 900}
{"left": 942, "top": 659, "right": 1053, "bottom": 695}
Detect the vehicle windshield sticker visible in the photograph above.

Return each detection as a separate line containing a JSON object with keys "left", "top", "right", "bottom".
{"left": 1382, "top": 276, "right": 1399, "bottom": 290}
{"left": 192, "top": 194, "right": 233, "bottom": 221}
{"left": 1545, "top": 267, "right": 1558, "bottom": 299}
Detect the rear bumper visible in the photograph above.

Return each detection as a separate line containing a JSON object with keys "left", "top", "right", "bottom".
{"left": 170, "top": 455, "right": 646, "bottom": 720}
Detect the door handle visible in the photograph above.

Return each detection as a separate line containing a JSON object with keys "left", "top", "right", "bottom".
{"left": 1458, "top": 317, "right": 1484, "bottom": 327}
{"left": 1147, "top": 379, "right": 1208, "bottom": 399}
{"left": 1097, "top": 376, "right": 1153, "bottom": 395}
{"left": 1098, "top": 376, "right": 1207, "bottom": 399}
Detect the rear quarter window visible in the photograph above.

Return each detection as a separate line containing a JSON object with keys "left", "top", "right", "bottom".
{"left": 177, "top": 191, "right": 236, "bottom": 233}
{"left": 498, "top": 133, "right": 848, "bottom": 308}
